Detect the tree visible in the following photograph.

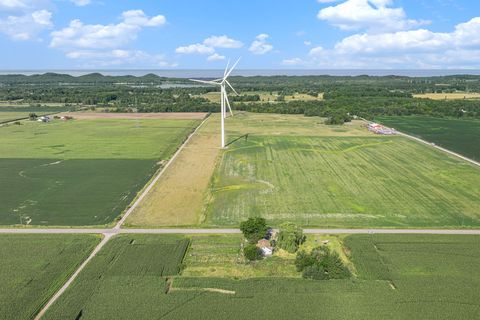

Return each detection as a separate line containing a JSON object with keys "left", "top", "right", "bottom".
{"left": 277, "top": 222, "right": 305, "bottom": 253}
{"left": 240, "top": 217, "right": 269, "bottom": 243}
{"left": 29, "top": 113, "right": 38, "bottom": 120}
{"left": 295, "top": 246, "right": 350, "bottom": 280}
{"left": 244, "top": 243, "right": 262, "bottom": 261}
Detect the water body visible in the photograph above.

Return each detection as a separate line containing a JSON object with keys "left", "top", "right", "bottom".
{"left": 1, "top": 69, "right": 480, "bottom": 78}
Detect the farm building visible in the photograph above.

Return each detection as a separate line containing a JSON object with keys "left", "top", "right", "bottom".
{"left": 368, "top": 123, "right": 396, "bottom": 135}
{"left": 256, "top": 239, "right": 273, "bottom": 256}
{"left": 37, "top": 116, "right": 51, "bottom": 123}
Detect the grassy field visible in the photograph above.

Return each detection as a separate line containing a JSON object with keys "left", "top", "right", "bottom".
{"left": 0, "top": 118, "right": 199, "bottom": 226}
{"left": 0, "top": 234, "right": 99, "bottom": 320}
{"left": 202, "top": 113, "right": 480, "bottom": 228}
{"left": 43, "top": 234, "right": 480, "bottom": 319}
{"left": 126, "top": 115, "right": 221, "bottom": 227}
{"left": 43, "top": 235, "right": 189, "bottom": 320}
{"left": 413, "top": 92, "right": 480, "bottom": 100}
{"left": 0, "top": 112, "right": 37, "bottom": 123}
{"left": 377, "top": 116, "right": 480, "bottom": 161}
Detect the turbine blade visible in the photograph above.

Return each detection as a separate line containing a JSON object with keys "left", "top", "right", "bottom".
{"left": 224, "top": 91, "right": 234, "bottom": 117}
{"left": 224, "top": 57, "right": 241, "bottom": 79}
{"left": 225, "top": 80, "right": 239, "bottom": 95}
{"left": 224, "top": 59, "right": 230, "bottom": 77}
{"left": 189, "top": 79, "right": 219, "bottom": 85}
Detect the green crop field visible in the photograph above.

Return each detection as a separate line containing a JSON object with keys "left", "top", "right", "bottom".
{"left": 0, "top": 119, "right": 199, "bottom": 226}
{"left": 202, "top": 113, "right": 480, "bottom": 228}
{"left": 43, "top": 235, "right": 190, "bottom": 320}
{"left": 0, "top": 112, "right": 35, "bottom": 123}
{"left": 44, "top": 234, "right": 480, "bottom": 320}
{"left": 0, "top": 234, "right": 99, "bottom": 320}
{"left": 377, "top": 116, "right": 480, "bottom": 161}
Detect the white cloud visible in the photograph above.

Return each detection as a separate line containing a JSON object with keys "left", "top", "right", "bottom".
{"left": 296, "top": 17, "right": 480, "bottom": 69}
{"left": 282, "top": 57, "right": 306, "bottom": 66}
{"left": 304, "top": 40, "right": 312, "bottom": 46}
{"left": 175, "top": 43, "right": 214, "bottom": 54}
{"left": 207, "top": 53, "right": 225, "bottom": 61}
{"left": 176, "top": 35, "right": 242, "bottom": 57}
{"left": 309, "top": 46, "right": 324, "bottom": 56}
{"left": 249, "top": 33, "right": 273, "bottom": 55}
{"left": 0, "top": 0, "right": 53, "bottom": 40}
{"left": 0, "top": 0, "right": 27, "bottom": 10}
{"left": 121, "top": 9, "right": 166, "bottom": 27}
{"left": 70, "top": 0, "right": 90, "bottom": 6}
{"left": 49, "top": 9, "right": 172, "bottom": 67}
{"left": 66, "top": 49, "right": 176, "bottom": 67}
{"left": 0, "top": 9, "right": 52, "bottom": 40}
{"left": 318, "top": 0, "right": 429, "bottom": 32}
{"left": 203, "top": 35, "right": 243, "bottom": 48}
{"left": 50, "top": 10, "right": 165, "bottom": 49}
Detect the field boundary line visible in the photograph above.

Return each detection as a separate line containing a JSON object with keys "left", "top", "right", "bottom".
{"left": 113, "top": 114, "right": 211, "bottom": 229}
{"left": 34, "top": 233, "right": 114, "bottom": 320}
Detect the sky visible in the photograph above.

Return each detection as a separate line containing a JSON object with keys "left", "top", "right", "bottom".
{"left": 0, "top": 0, "right": 480, "bottom": 69}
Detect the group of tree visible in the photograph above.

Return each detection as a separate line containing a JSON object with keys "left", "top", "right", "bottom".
{"left": 295, "top": 246, "right": 351, "bottom": 280}
{"left": 240, "top": 217, "right": 269, "bottom": 261}
{"left": 276, "top": 222, "right": 305, "bottom": 253}
{"left": 1, "top": 73, "right": 480, "bottom": 121}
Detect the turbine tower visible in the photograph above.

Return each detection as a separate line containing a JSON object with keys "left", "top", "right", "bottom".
{"left": 190, "top": 58, "right": 240, "bottom": 148}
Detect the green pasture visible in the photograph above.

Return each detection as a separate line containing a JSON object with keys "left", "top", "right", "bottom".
{"left": 0, "top": 119, "right": 199, "bottom": 226}
{"left": 0, "top": 119, "right": 198, "bottom": 159}
{"left": 205, "top": 134, "right": 480, "bottom": 228}
{"left": 377, "top": 116, "right": 480, "bottom": 161}
{"left": 0, "top": 234, "right": 99, "bottom": 320}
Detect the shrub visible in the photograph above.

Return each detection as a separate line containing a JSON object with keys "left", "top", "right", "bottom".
{"left": 295, "top": 246, "right": 350, "bottom": 280}
{"left": 240, "top": 217, "right": 269, "bottom": 243}
{"left": 244, "top": 244, "right": 262, "bottom": 261}
{"left": 277, "top": 222, "right": 305, "bottom": 253}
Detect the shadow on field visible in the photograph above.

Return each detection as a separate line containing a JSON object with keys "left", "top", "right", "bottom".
{"left": 226, "top": 134, "right": 250, "bottom": 147}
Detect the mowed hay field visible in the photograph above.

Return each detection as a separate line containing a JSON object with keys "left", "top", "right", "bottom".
{"left": 377, "top": 116, "right": 480, "bottom": 161}
{"left": 198, "top": 91, "right": 323, "bottom": 103}
{"left": 43, "top": 235, "right": 190, "bottom": 320}
{"left": 0, "top": 234, "right": 99, "bottom": 320}
{"left": 126, "top": 115, "right": 220, "bottom": 227}
{"left": 413, "top": 92, "right": 480, "bottom": 100}
{"left": 44, "top": 234, "right": 480, "bottom": 320}
{"left": 204, "top": 113, "right": 480, "bottom": 228}
{"left": 0, "top": 117, "right": 200, "bottom": 226}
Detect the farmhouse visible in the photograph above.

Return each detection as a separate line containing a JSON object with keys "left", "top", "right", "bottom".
{"left": 256, "top": 239, "right": 273, "bottom": 256}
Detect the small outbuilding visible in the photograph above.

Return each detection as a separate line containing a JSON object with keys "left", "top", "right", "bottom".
{"left": 256, "top": 239, "right": 273, "bottom": 256}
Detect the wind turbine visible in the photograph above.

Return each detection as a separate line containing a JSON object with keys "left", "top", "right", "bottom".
{"left": 190, "top": 58, "right": 240, "bottom": 148}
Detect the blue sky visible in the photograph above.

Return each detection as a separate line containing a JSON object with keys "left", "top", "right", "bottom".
{"left": 0, "top": 0, "right": 479, "bottom": 69}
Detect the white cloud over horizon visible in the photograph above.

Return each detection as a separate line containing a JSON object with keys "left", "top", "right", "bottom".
{"left": 51, "top": 10, "right": 166, "bottom": 49}
{"left": 318, "top": 0, "right": 429, "bottom": 32}
{"left": 0, "top": 0, "right": 52, "bottom": 40}
{"left": 70, "top": 0, "right": 90, "bottom": 6}
{"left": 176, "top": 34, "right": 243, "bottom": 62}
{"left": 282, "top": 1, "right": 480, "bottom": 69}
{"left": 49, "top": 9, "right": 173, "bottom": 67}
{"left": 249, "top": 33, "right": 273, "bottom": 55}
